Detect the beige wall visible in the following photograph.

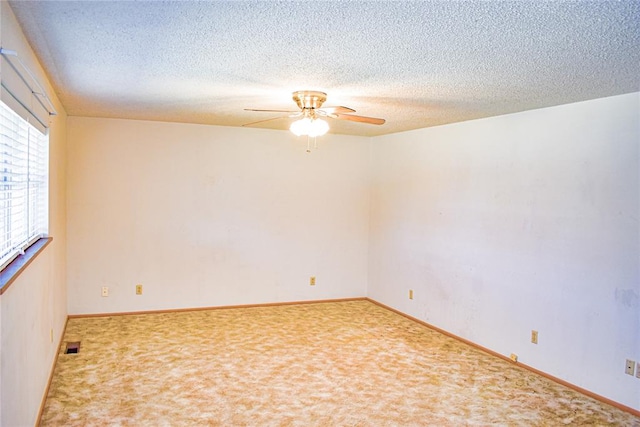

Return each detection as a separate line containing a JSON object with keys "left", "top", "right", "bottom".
{"left": 0, "top": 2, "right": 68, "bottom": 426}
{"left": 368, "top": 92, "right": 640, "bottom": 410}
{"left": 66, "top": 118, "right": 370, "bottom": 314}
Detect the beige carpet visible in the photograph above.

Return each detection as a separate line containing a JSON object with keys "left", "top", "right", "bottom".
{"left": 40, "top": 300, "right": 639, "bottom": 426}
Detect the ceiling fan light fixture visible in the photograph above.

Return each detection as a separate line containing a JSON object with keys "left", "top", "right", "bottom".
{"left": 290, "top": 117, "right": 311, "bottom": 136}
{"left": 290, "top": 117, "right": 329, "bottom": 137}
{"left": 308, "top": 118, "right": 329, "bottom": 137}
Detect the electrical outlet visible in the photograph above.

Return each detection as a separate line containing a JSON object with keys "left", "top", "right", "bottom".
{"left": 636, "top": 362, "right": 640, "bottom": 378}
{"left": 625, "top": 359, "right": 635, "bottom": 376}
{"left": 531, "top": 330, "right": 538, "bottom": 344}
{"left": 101, "top": 286, "right": 109, "bottom": 297}
{"left": 409, "top": 289, "right": 414, "bottom": 300}
{"left": 136, "top": 284, "right": 143, "bottom": 295}
{"left": 310, "top": 276, "right": 316, "bottom": 286}
{"left": 510, "top": 353, "right": 518, "bottom": 362}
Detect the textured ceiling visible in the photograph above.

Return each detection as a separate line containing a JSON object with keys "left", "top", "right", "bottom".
{"left": 7, "top": 0, "right": 640, "bottom": 137}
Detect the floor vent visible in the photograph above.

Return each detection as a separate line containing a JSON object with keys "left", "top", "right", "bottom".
{"left": 65, "top": 342, "right": 80, "bottom": 354}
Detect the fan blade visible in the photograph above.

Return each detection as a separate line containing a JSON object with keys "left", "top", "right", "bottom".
{"left": 244, "top": 108, "right": 299, "bottom": 113}
{"left": 331, "top": 113, "right": 385, "bottom": 125}
{"left": 318, "top": 106, "right": 356, "bottom": 114}
{"left": 243, "top": 112, "right": 302, "bottom": 127}
{"left": 242, "top": 116, "right": 287, "bottom": 127}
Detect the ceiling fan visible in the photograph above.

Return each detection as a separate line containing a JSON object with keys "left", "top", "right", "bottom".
{"left": 244, "top": 90, "right": 385, "bottom": 136}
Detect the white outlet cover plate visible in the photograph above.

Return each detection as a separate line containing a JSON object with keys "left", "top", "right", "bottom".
{"left": 625, "top": 359, "right": 635, "bottom": 375}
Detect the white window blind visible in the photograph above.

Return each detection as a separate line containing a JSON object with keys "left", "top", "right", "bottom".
{"left": 0, "top": 100, "right": 48, "bottom": 269}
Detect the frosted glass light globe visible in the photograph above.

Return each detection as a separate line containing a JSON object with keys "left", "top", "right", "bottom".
{"left": 308, "top": 119, "right": 329, "bottom": 137}
{"left": 290, "top": 117, "right": 311, "bottom": 136}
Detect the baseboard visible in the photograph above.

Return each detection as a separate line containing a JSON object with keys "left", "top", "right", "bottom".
{"left": 36, "top": 316, "right": 69, "bottom": 426}
{"left": 67, "top": 297, "right": 367, "bottom": 319}
{"left": 366, "top": 298, "right": 640, "bottom": 418}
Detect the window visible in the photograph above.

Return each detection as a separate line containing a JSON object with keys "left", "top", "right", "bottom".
{"left": 0, "top": 100, "right": 48, "bottom": 270}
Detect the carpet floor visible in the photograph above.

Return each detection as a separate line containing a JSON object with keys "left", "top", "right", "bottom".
{"left": 40, "top": 300, "right": 639, "bottom": 426}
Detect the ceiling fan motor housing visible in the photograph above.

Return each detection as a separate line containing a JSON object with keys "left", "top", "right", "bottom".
{"left": 293, "top": 91, "right": 327, "bottom": 111}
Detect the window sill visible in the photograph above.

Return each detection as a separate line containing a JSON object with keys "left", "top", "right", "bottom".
{"left": 0, "top": 237, "right": 53, "bottom": 295}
